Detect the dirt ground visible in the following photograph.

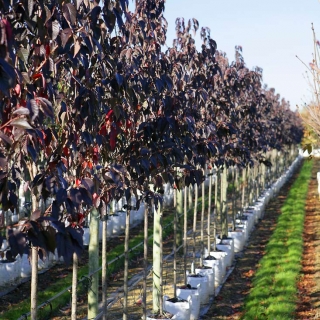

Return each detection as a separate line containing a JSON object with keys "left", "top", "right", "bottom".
{"left": 295, "top": 159, "right": 320, "bottom": 320}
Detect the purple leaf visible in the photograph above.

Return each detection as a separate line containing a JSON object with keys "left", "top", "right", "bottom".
{"left": 63, "top": 3, "right": 77, "bottom": 26}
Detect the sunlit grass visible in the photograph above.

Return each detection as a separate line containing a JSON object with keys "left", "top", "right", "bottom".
{"left": 242, "top": 160, "right": 312, "bottom": 320}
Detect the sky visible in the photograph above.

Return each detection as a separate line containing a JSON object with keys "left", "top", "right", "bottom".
{"left": 151, "top": 0, "right": 320, "bottom": 110}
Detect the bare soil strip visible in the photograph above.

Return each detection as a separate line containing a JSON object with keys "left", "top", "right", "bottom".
{"left": 295, "top": 159, "right": 320, "bottom": 319}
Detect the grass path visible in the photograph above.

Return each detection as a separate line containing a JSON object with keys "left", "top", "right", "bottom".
{"left": 241, "top": 160, "right": 312, "bottom": 319}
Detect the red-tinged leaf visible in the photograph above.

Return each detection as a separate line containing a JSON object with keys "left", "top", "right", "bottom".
{"left": 105, "top": 109, "right": 113, "bottom": 120}
{"left": 14, "top": 84, "right": 21, "bottom": 95}
{"left": 10, "top": 118, "right": 33, "bottom": 130}
{"left": 13, "top": 107, "right": 30, "bottom": 116}
{"left": 45, "top": 44, "right": 50, "bottom": 56}
{"left": 110, "top": 127, "right": 117, "bottom": 150}
{"left": 0, "top": 131, "right": 13, "bottom": 146}
{"left": 63, "top": 3, "right": 77, "bottom": 27}
{"left": 60, "top": 28, "right": 73, "bottom": 48}
{"left": 31, "top": 73, "right": 42, "bottom": 80}
{"left": 99, "top": 124, "right": 107, "bottom": 136}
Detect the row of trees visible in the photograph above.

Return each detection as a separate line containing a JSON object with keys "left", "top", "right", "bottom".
{"left": 0, "top": 0, "right": 302, "bottom": 319}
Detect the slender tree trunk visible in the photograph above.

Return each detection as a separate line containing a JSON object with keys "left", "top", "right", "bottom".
{"left": 183, "top": 186, "right": 188, "bottom": 284}
{"left": 159, "top": 206, "right": 163, "bottom": 315}
{"left": 30, "top": 168, "right": 39, "bottom": 320}
{"left": 143, "top": 200, "right": 149, "bottom": 320}
{"left": 207, "top": 170, "right": 212, "bottom": 256}
{"left": 88, "top": 208, "right": 99, "bottom": 319}
{"left": 173, "top": 209, "right": 177, "bottom": 295}
{"left": 248, "top": 166, "right": 253, "bottom": 206}
{"left": 153, "top": 204, "right": 162, "bottom": 314}
{"left": 213, "top": 171, "right": 218, "bottom": 249}
{"left": 123, "top": 209, "right": 130, "bottom": 320}
{"left": 200, "top": 176, "right": 205, "bottom": 266}
{"left": 261, "top": 163, "right": 265, "bottom": 191}
{"left": 241, "top": 168, "right": 246, "bottom": 209}
{"left": 233, "top": 168, "right": 238, "bottom": 229}
{"left": 31, "top": 246, "right": 38, "bottom": 320}
{"left": 188, "top": 186, "right": 193, "bottom": 210}
{"left": 71, "top": 252, "right": 78, "bottom": 320}
{"left": 254, "top": 165, "right": 258, "bottom": 201}
{"left": 102, "top": 207, "right": 108, "bottom": 320}
{"left": 176, "top": 188, "right": 183, "bottom": 248}
{"left": 221, "top": 167, "right": 228, "bottom": 237}
{"left": 192, "top": 183, "right": 198, "bottom": 273}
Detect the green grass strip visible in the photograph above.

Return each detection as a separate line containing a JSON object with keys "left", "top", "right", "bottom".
{"left": 1, "top": 192, "right": 208, "bottom": 320}
{"left": 242, "top": 159, "right": 313, "bottom": 320}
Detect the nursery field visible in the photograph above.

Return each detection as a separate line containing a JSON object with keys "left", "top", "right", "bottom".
{"left": 3, "top": 158, "right": 320, "bottom": 320}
